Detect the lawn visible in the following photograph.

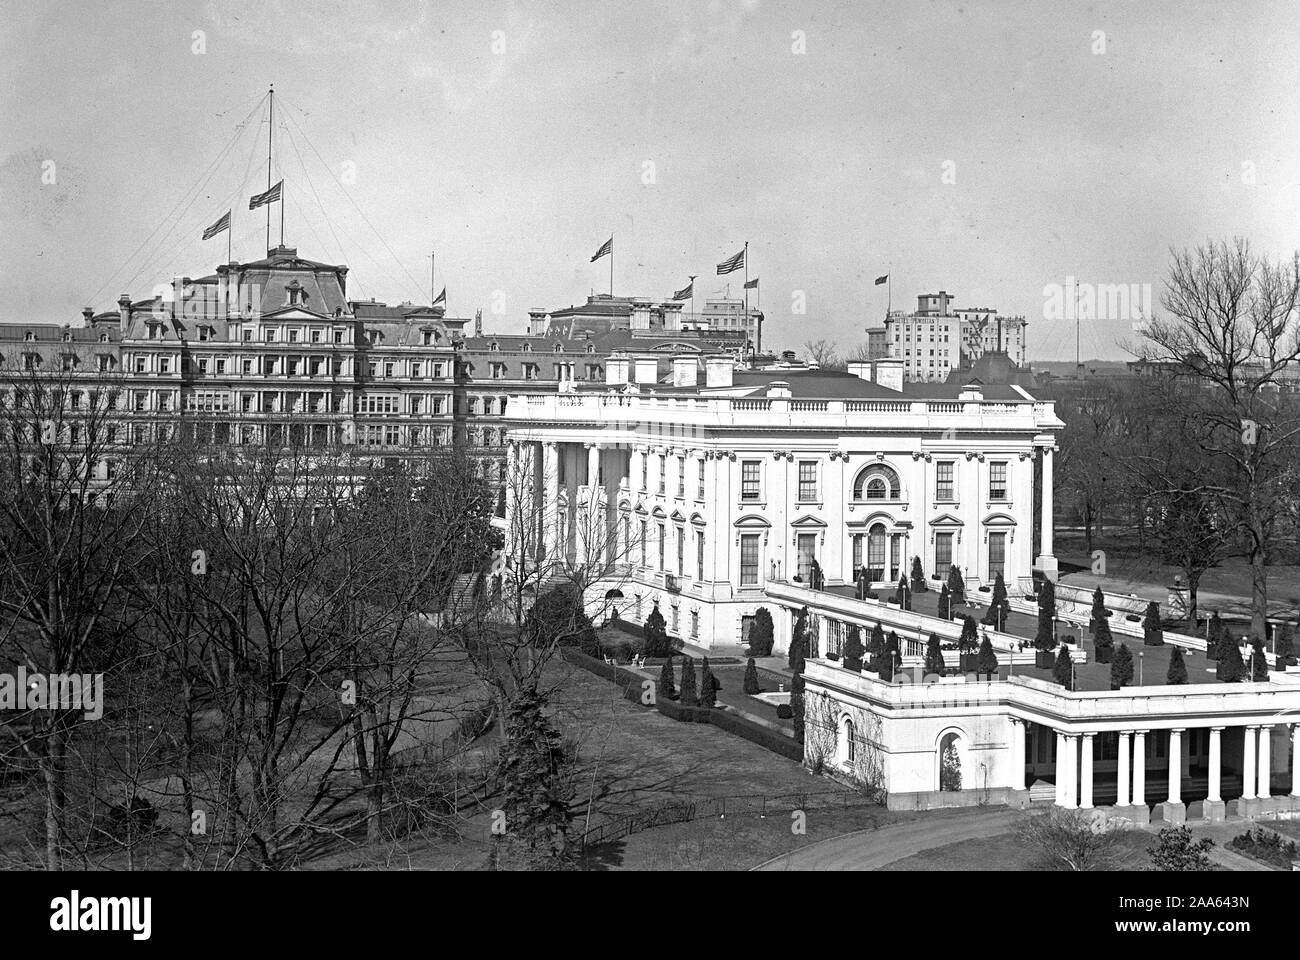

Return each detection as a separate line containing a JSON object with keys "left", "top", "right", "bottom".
{"left": 878, "top": 827, "right": 1156, "bottom": 871}
{"left": 600, "top": 803, "right": 899, "bottom": 870}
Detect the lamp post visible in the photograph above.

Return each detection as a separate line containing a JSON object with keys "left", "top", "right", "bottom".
{"left": 1138, "top": 651, "right": 1144, "bottom": 686}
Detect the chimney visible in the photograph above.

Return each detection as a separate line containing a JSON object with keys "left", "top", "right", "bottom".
{"left": 527, "top": 308, "right": 548, "bottom": 336}
{"left": 958, "top": 383, "right": 984, "bottom": 402}
{"left": 117, "top": 294, "right": 132, "bottom": 333}
{"left": 705, "top": 355, "right": 733, "bottom": 388}
{"left": 671, "top": 353, "right": 697, "bottom": 387}
{"left": 847, "top": 360, "right": 873, "bottom": 382}
{"left": 630, "top": 298, "right": 653, "bottom": 331}
{"left": 81, "top": 307, "right": 94, "bottom": 326}
{"left": 765, "top": 380, "right": 792, "bottom": 399}
{"left": 873, "top": 358, "right": 904, "bottom": 392}
{"left": 605, "top": 350, "right": 631, "bottom": 386}
{"left": 474, "top": 308, "right": 483, "bottom": 337}
{"left": 633, "top": 355, "right": 659, "bottom": 385}
{"left": 662, "top": 301, "right": 683, "bottom": 331}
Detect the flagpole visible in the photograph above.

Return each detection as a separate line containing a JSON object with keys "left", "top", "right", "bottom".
{"left": 266, "top": 85, "right": 274, "bottom": 252}
{"left": 743, "top": 241, "right": 750, "bottom": 357}
{"left": 280, "top": 180, "right": 285, "bottom": 247}
{"left": 609, "top": 235, "right": 614, "bottom": 298}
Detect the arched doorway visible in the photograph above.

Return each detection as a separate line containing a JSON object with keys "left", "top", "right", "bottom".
{"left": 937, "top": 729, "right": 965, "bottom": 792}
{"left": 838, "top": 714, "right": 856, "bottom": 768}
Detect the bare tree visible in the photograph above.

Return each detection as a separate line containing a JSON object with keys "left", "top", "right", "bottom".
{"left": 0, "top": 367, "right": 173, "bottom": 868}
{"left": 804, "top": 339, "right": 842, "bottom": 370}
{"left": 1142, "top": 238, "right": 1300, "bottom": 642}
{"left": 1016, "top": 807, "right": 1125, "bottom": 871}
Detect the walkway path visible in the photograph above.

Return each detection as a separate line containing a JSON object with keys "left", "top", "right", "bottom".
{"left": 753, "top": 806, "right": 1023, "bottom": 870}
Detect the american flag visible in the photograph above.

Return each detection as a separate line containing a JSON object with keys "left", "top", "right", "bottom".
{"left": 590, "top": 237, "right": 613, "bottom": 261}
{"left": 744, "top": 277, "right": 759, "bottom": 289}
{"left": 672, "top": 279, "right": 694, "bottom": 301}
{"left": 717, "top": 248, "right": 745, "bottom": 275}
{"left": 201, "top": 210, "right": 230, "bottom": 240}
{"left": 249, "top": 180, "right": 283, "bottom": 210}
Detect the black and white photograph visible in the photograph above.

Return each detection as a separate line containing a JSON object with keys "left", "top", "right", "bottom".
{"left": 0, "top": 0, "right": 1297, "bottom": 940}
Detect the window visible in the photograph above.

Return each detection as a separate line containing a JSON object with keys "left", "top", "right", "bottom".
{"left": 740, "top": 534, "right": 760, "bottom": 586}
{"left": 639, "top": 520, "right": 648, "bottom": 567}
{"left": 853, "top": 465, "right": 900, "bottom": 499}
{"left": 658, "top": 457, "right": 665, "bottom": 495}
{"left": 741, "top": 460, "right": 760, "bottom": 501}
{"left": 798, "top": 461, "right": 817, "bottom": 501}
{"left": 989, "top": 531, "right": 1006, "bottom": 580}
{"left": 676, "top": 456, "right": 685, "bottom": 498}
{"left": 523, "top": 363, "right": 538, "bottom": 380}
{"left": 989, "top": 462, "right": 1007, "bottom": 500}
{"left": 696, "top": 530, "right": 705, "bottom": 581}
{"left": 690, "top": 610, "right": 699, "bottom": 639}
{"left": 671, "top": 605, "right": 680, "bottom": 634}
{"left": 657, "top": 523, "right": 666, "bottom": 571}
{"left": 935, "top": 532, "right": 954, "bottom": 580}
{"left": 264, "top": 329, "right": 276, "bottom": 342}
{"left": 867, "top": 524, "right": 885, "bottom": 581}
{"left": 697, "top": 460, "right": 705, "bottom": 499}
{"left": 797, "top": 533, "right": 816, "bottom": 583}
{"left": 936, "top": 461, "right": 955, "bottom": 500}
{"left": 676, "top": 523, "right": 685, "bottom": 574}
{"left": 490, "top": 362, "right": 506, "bottom": 379}
{"left": 641, "top": 456, "right": 648, "bottom": 491}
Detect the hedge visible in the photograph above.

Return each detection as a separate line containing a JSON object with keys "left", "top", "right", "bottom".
{"left": 564, "top": 647, "right": 802, "bottom": 762}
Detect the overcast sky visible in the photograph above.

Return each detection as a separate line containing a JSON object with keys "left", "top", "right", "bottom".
{"left": 2, "top": 0, "right": 1298, "bottom": 360}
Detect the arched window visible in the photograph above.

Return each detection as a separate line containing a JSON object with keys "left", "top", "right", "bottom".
{"left": 839, "top": 715, "right": 855, "bottom": 766}
{"left": 853, "top": 464, "right": 901, "bottom": 500}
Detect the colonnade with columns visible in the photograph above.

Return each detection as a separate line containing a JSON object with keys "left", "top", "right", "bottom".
{"left": 1025, "top": 719, "right": 1300, "bottom": 822}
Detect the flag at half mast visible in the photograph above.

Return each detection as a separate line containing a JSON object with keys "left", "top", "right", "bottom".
{"left": 249, "top": 180, "right": 283, "bottom": 210}
{"left": 432, "top": 287, "right": 447, "bottom": 306}
{"left": 874, "top": 274, "right": 888, "bottom": 285}
{"left": 202, "top": 210, "right": 231, "bottom": 240}
{"left": 717, "top": 248, "right": 745, "bottom": 275}
{"left": 744, "top": 277, "right": 759, "bottom": 289}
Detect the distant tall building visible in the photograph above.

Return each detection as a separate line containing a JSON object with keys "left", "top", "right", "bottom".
{"left": 878, "top": 291, "right": 1027, "bottom": 382}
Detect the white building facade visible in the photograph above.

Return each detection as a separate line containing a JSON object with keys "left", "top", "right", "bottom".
{"left": 502, "top": 353, "right": 1062, "bottom": 652}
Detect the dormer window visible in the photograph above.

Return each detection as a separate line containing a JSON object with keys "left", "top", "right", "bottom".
{"left": 553, "top": 343, "right": 563, "bottom": 353}
{"left": 62, "top": 332, "right": 72, "bottom": 343}
{"left": 99, "top": 333, "right": 108, "bottom": 343}
{"left": 586, "top": 343, "right": 596, "bottom": 354}
{"left": 286, "top": 280, "right": 303, "bottom": 306}
{"left": 24, "top": 331, "right": 34, "bottom": 342}
{"left": 490, "top": 341, "right": 499, "bottom": 351}
{"left": 522, "top": 342, "right": 532, "bottom": 353}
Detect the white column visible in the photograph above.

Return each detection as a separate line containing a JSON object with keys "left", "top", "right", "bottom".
{"left": 1291, "top": 725, "right": 1300, "bottom": 798}
{"left": 1117, "top": 731, "right": 1131, "bottom": 807}
{"left": 1080, "top": 733, "right": 1094, "bottom": 808}
{"left": 586, "top": 442, "right": 600, "bottom": 490}
{"left": 1010, "top": 719, "right": 1026, "bottom": 791}
{"left": 1258, "top": 725, "right": 1272, "bottom": 799}
{"left": 1054, "top": 731, "right": 1067, "bottom": 805}
{"left": 1060, "top": 734, "right": 1078, "bottom": 809}
{"left": 1242, "top": 726, "right": 1257, "bottom": 800}
{"left": 631, "top": 446, "right": 644, "bottom": 493}
{"left": 1039, "top": 445, "right": 1054, "bottom": 558}
{"left": 1132, "top": 730, "right": 1146, "bottom": 806}
{"left": 1167, "top": 728, "right": 1183, "bottom": 805}
{"left": 1208, "top": 727, "right": 1222, "bottom": 804}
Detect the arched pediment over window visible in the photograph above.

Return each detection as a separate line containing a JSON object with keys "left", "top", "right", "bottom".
{"left": 689, "top": 512, "right": 707, "bottom": 527}
{"left": 733, "top": 513, "right": 771, "bottom": 529}
{"left": 651, "top": 505, "right": 667, "bottom": 519}
{"left": 851, "top": 462, "right": 902, "bottom": 500}
{"left": 982, "top": 511, "right": 1017, "bottom": 526}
